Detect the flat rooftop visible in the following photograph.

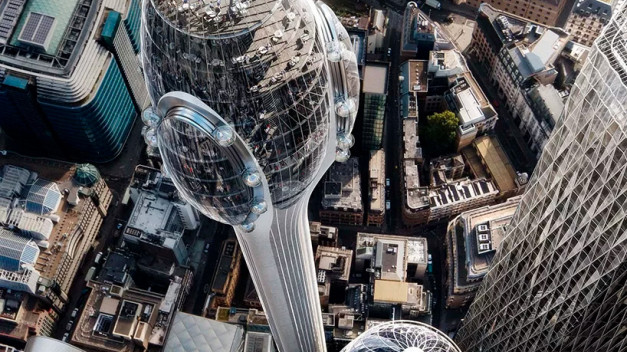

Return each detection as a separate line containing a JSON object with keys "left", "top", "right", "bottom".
{"left": 73, "top": 282, "right": 168, "bottom": 352}
{"left": 322, "top": 158, "right": 362, "bottom": 212}
{"left": 363, "top": 64, "right": 389, "bottom": 94}
{"left": 127, "top": 192, "right": 184, "bottom": 237}
{"left": 429, "top": 178, "right": 497, "bottom": 209}
{"left": 9, "top": 0, "right": 80, "bottom": 55}
{"left": 403, "top": 119, "right": 422, "bottom": 161}
{"left": 316, "top": 246, "right": 353, "bottom": 282}
{"left": 369, "top": 150, "right": 385, "bottom": 213}
{"left": 456, "top": 198, "right": 520, "bottom": 282}
{"left": 473, "top": 136, "right": 517, "bottom": 193}
{"left": 373, "top": 280, "right": 408, "bottom": 303}
{"left": 407, "top": 60, "right": 428, "bottom": 93}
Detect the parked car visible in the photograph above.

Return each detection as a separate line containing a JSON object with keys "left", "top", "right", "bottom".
{"left": 386, "top": 200, "right": 391, "bottom": 210}
{"left": 385, "top": 178, "right": 391, "bottom": 187}
{"left": 62, "top": 333, "right": 69, "bottom": 342}
{"left": 71, "top": 308, "right": 79, "bottom": 318}
{"left": 66, "top": 321, "right": 74, "bottom": 331}
{"left": 204, "top": 243, "right": 210, "bottom": 254}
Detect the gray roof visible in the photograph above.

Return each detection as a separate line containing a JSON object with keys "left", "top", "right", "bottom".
{"left": 164, "top": 312, "right": 244, "bottom": 352}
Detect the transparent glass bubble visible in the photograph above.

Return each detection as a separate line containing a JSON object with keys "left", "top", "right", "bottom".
{"left": 251, "top": 200, "right": 268, "bottom": 214}
{"left": 335, "top": 100, "right": 350, "bottom": 117}
{"left": 144, "top": 127, "right": 158, "bottom": 147}
{"left": 212, "top": 125, "right": 235, "bottom": 147}
{"left": 335, "top": 148, "right": 350, "bottom": 162}
{"left": 142, "top": 108, "right": 161, "bottom": 127}
{"left": 240, "top": 221, "right": 255, "bottom": 232}
{"left": 243, "top": 170, "right": 262, "bottom": 187}
{"left": 337, "top": 133, "right": 355, "bottom": 150}
{"left": 326, "top": 41, "right": 342, "bottom": 62}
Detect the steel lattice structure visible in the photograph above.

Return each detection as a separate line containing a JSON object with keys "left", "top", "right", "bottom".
{"left": 139, "top": 0, "right": 359, "bottom": 351}
{"left": 456, "top": 3, "right": 627, "bottom": 351}
{"left": 342, "top": 321, "right": 461, "bottom": 352}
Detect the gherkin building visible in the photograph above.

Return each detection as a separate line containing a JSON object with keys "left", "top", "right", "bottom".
{"left": 456, "top": 3, "right": 627, "bottom": 351}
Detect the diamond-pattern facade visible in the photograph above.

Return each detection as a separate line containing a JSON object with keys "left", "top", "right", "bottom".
{"left": 456, "top": 4, "right": 627, "bottom": 351}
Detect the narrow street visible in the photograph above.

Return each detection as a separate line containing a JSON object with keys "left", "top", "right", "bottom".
{"left": 382, "top": 9, "right": 403, "bottom": 233}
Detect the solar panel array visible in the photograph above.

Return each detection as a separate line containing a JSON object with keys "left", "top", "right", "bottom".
{"left": 0, "top": 0, "right": 27, "bottom": 44}
{"left": 18, "top": 11, "right": 55, "bottom": 48}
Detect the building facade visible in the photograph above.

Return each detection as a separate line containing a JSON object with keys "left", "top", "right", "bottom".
{"left": 444, "top": 197, "right": 520, "bottom": 309}
{"left": 456, "top": 4, "right": 627, "bottom": 350}
{"left": 453, "top": 0, "right": 571, "bottom": 26}
{"left": 320, "top": 158, "right": 364, "bottom": 226}
{"left": 468, "top": 4, "right": 569, "bottom": 158}
{"left": 0, "top": 0, "right": 147, "bottom": 162}
{"left": 564, "top": 0, "right": 612, "bottom": 46}
{"left": 367, "top": 150, "right": 385, "bottom": 227}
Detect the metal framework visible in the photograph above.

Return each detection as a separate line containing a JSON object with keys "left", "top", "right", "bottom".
{"left": 139, "top": 0, "right": 360, "bottom": 351}
{"left": 456, "top": 3, "right": 627, "bottom": 351}
{"left": 342, "top": 321, "right": 461, "bottom": 352}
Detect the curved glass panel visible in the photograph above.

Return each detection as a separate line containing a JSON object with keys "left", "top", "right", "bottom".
{"left": 157, "top": 111, "right": 254, "bottom": 224}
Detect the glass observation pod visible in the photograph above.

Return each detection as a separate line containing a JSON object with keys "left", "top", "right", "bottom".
{"left": 139, "top": 0, "right": 360, "bottom": 351}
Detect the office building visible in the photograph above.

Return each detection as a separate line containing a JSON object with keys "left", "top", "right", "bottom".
{"left": 444, "top": 197, "right": 520, "bottom": 308}
{"left": 0, "top": 161, "right": 110, "bottom": 345}
{"left": 564, "top": 0, "right": 613, "bottom": 46}
{"left": 424, "top": 49, "right": 498, "bottom": 150}
{"left": 309, "top": 222, "right": 338, "bottom": 250}
{"left": 315, "top": 246, "right": 352, "bottom": 308}
{"left": 427, "top": 178, "right": 499, "bottom": 222}
{"left": 400, "top": 3, "right": 439, "bottom": 61}
{"left": 372, "top": 280, "right": 431, "bottom": 317}
{"left": 513, "top": 84, "right": 565, "bottom": 155}
{"left": 401, "top": 118, "right": 430, "bottom": 226}
{"left": 362, "top": 63, "right": 389, "bottom": 150}
{"left": 140, "top": 0, "right": 361, "bottom": 350}
{"left": 124, "top": 167, "right": 199, "bottom": 270}
{"left": 445, "top": 75, "right": 498, "bottom": 150}
{"left": 367, "top": 150, "right": 385, "bottom": 227}
{"left": 367, "top": 9, "right": 387, "bottom": 55}
{"left": 320, "top": 158, "right": 364, "bottom": 226}
{"left": 453, "top": 0, "right": 571, "bottom": 26}
{"left": 456, "top": 4, "right": 627, "bottom": 350}
{"left": 468, "top": 4, "right": 570, "bottom": 157}
{"left": 72, "top": 282, "right": 179, "bottom": 352}
{"left": 468, "top": 136, "right": 528, "bottom": 197}
{"left": 215, "top": 307, "right": 271, "bottom": 334}
{"left": 400, "top": 59, "right": 429, "bottom": 119}
{"left": 429, "top": 155, "right": 465, "bottom": 187}
{"left": 208, "top": 239, "right": 242, "bottom": 312}
{"left": 355, "top": 233, "right": 428, "bottom": 281}
{"left": 0, "top": 0, "right": 147, "bottom": 162}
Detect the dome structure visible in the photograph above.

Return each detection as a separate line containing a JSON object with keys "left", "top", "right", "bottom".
{"left": 342, "top": 321, "right": 461, "bottom": 352}
{"left": 74, "top": 164, "right": 101, "bottom": 187}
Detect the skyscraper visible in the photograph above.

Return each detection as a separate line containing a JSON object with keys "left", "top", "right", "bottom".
{"left": 0, "top": 0, "right": 147, "bottom": 162}
{"left": 456, "top": 3, "right": 627, "bottom": 351}
{"left": 140, "top": 0, "right": 360, "bottom": 351}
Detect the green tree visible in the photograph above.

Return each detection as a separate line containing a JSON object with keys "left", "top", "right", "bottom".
{"left": 421, "top": 110, "right": 459, "bottom": 156}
